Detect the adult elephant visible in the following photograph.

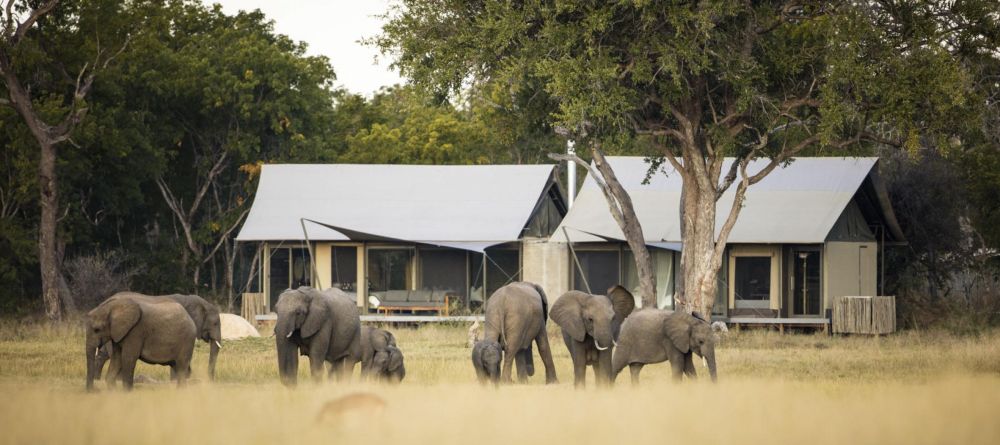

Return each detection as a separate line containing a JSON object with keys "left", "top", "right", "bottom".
{"left": 482, "top": 282, "right": 557, "bottom": 384}
{"left": 275, "top": 286, "right": 361, "bottom": 386}
{"left": 550, "top": 285, "right": 635, "bottom": 387}
{"left": 358, "top": 326, "right": 403, "bottom": 381}
{"left": 85, "top": 296, "right": 196, "bottom": 391}
{"left": 96, "top": 292, "right": 222, "bottom": 381}
{"left": 611, "top": 309, "right": 718, "bottom": 383}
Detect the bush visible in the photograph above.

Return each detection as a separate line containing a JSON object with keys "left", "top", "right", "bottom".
{"left": 64, "top": 251, "right": 144, "bottom": 311}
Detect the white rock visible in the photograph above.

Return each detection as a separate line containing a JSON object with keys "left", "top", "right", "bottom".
{"left": 220, "top": 313, "right": 260, "bottom": 340}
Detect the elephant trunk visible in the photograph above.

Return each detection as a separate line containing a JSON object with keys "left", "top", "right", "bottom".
{"left": 208, "top": 335, "right": 220, "bottom": 381}
{"left": 594, "top": 321, "right": 614, "bottom": 351}
{"left": 704, "top": 345, "right": 718, "bottom": 383}
{"left": 85, "top": 332, "right": 100, "bottom": 391}
{"left": 275, "top": 319, "right": 298, "bottom": 386}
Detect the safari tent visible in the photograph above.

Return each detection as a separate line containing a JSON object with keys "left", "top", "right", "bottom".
{"left": 548, "top": 157, "right": 905, "bottom": 322}
{"left": 235, "top": 164, "right": 567, "bottom": 315}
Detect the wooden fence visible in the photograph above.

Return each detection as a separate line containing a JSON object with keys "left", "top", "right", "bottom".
{"left": 832, "top": 296, "right": 896, "bottom": 334}
{"left": 241, "top": 292, "right": 267, "bottom": 324}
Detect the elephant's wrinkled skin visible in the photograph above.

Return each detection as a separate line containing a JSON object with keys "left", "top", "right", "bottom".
{"left": 275, "top": 286, "right": 361, "bottom": 386}
{"left": 482, "top": 282, "right": 557, "bottom": 384}
{"left": 550, "top": 285, "right": 635, "bottom": 387}
{"left": 85, "top": 296, "right": 196, "bottom": 391}
{"left": 611, "top": 309, "right": 718, "bottom": 383}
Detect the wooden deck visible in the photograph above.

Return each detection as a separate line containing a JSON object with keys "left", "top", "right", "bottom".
{"left": 720, "top": 316, "right": 830, "bottom": 333}
{"left": 254, "top": 314, "right": 483, "bottom": 324}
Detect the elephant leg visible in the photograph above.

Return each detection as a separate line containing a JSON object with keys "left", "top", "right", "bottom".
{"left": 670, "top": 358, "right": 685, "bottom": 382}
{"left": 683, "top": 354, "right": 698, "bottom": 380}
{"left": 118, "top": 347, "right": 140, "bottom": 391}
{"left": 610, "top": 348, "right": 628, "bottom": 384}
{"left": 105, "top": 346, "right": 122, "bottom": 389}
{"left": 534, "top": 330, "right": 558, "bottom": 384}
{"left": 629, "top": 363, "right": 643, "bottom": 385}
{"left": 500, "top": 346, "right": 515, "bottom": 384}
{"left": 307, "top": 342, "right": 327, "bottom": 382}
{"left": 571, "top": 347, "right": 586, "bottom": 389}
{"left": 596, "top": 351, "right": 613, "bottom": 387}
{"left": 514, "top": 350, "right": 528, "bottom": 383}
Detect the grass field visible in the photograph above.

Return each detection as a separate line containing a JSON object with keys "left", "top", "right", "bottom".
{"left": 1, "top": 321, "right": 999, "bottom": 444}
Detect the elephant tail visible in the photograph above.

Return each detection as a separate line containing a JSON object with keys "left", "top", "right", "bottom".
{"left": 529, "top": 282, "right": 549, "bottom": 325}
{"left": 525, "top": 344, "right": 535, "bottom": 376}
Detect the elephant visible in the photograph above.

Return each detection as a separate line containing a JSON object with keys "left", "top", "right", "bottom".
{"left": 95, "top": 292, "right": 222, "bottom": 381}
{"left": 550, "top": 285, "right": 636, "bottom": 387}
{"left": 471, "top": 339, "right": 502, "bottom": 386}
{"left": 358, "top": 326, "right": 404, "bottom": 382}
{"left": 275, "top": 286, "right": 361, "bottom": 386}
{"left": 371, "top": 345, "right": 406, "bottom": 383}
{"left": 611, "top": 309, "right": 718, "bottom": 384}
{"left": 482, "top": 282, "right": 557, "bottom": 384}
{"left": 85, "top": 295, "right": 197, "bottom": 391}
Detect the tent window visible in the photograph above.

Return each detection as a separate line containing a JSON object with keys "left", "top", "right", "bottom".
{"left": 485, "top": 248, "right": 520, "bottom": 299}
{"left": 573, "top": 250, "right": 620, "bottom": 295}
{"left": 734, "top": 256, "right": 770, "bottom": 307}
{"left": 331, "top": 246, "right": 357, "bottom": 292}
{"left": 268, "top": 246, "right": 312, "bottom": 309}
{"left": 469, "top": 254, "right": 485, "bottom": 308}
{"left": 368, "top": 248, "right": 414, "bottom": 292}
{"left": 420, "top": 248, "right": 467, "bottom": 302}
{"left": 623, "top": 249, "right": 675, "bottom": 309}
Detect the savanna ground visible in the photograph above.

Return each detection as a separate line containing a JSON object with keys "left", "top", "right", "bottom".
{"left": 1, "top": 321, "right": 999, "bottom": 445}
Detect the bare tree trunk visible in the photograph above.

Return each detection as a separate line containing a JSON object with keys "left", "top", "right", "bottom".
{"left": 679, "top": 176, "right": 720, "bottom": 316}
{"left": 38, "top": 141, "right": 61, "bottom": 320}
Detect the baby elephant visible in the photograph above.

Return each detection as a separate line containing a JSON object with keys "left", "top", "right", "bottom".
{"left": 371, "top": 345, "right": 406, "bottom": 383}
{"left": 471, "top": 340, "right": 502, "bottom": 386}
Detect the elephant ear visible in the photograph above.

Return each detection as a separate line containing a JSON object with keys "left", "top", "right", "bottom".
{"left": 606, "top": 285, "right": 636, "bottom": 325}
{"left": 300, "top": 291, "right": 329, "bottom": 338}
{"left": 109, "top": 298, "right": 142, "bottom": 342}
{"left": 387, "top": 347, "right": 404, "bottom": 372}
{"left": 382, "top": 330, "right": 397, "bottom": 348}
{"left": 550, "top": 292, "right": 586, "bottom": 342}
{"left": 663, "top": 313, "right": 692, "bottom": 354}
{"left": 188, "top": 302, "right": 207, "bottom": 331}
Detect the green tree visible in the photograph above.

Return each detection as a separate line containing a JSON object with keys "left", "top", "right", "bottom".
{"left": 376, "top": 0, "right": 994, "bottom": 313}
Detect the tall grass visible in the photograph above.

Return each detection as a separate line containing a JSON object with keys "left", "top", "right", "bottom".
{"left": 1, "top": 321, "right": 998, "bottom": 444}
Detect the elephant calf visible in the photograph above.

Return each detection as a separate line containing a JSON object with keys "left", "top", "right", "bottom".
{"left": 471, "top": 340, "right": 502, "bottom": 386}
{"left": 482, "top": 282, "right": 558, "bottom": 384}
{"left": 359, "top": 326, "right": 405, "bottom": 383}
{"left": 611, "top": 309, "right": 718, "bottom": 384}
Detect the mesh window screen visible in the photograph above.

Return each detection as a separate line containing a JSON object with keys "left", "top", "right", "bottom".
{"left": 624, "top": 249, "right": 676, "bottom": 309}
{"left": 573, "top": 250, "right": 620, "bottom": 295}
{"left": 269, "top": 247, "right": 289, "bottom": 309}
{"left": 485, "top": 248, "right": 519, "bottom": 299}
{"left": 290, "top": 248, "right": 312, "bottom": 289}
{"left": 420, "top": 249, "right": 467, "bottom": 300}
{"left": 331, "top": 246, "right": 358, "bottom": 292}
{"left": 368, "top": 249, "right": 414, "bottom": 292}
{"left": 735, "top": 257, "right": 771, "bottom": 301}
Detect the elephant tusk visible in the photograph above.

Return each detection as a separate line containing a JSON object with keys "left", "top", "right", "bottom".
{"left": 286, "top": 330, "right": 294, "bottom": 338}
{"left": 613, "top": 339, "right": 618, "bottom": 347}
{"left": 215, "top": 340, "right": 223, "bottom": 349}
{"left": 703, "top": 357, "right": 708, "bottom": 368}
{"left": 593, "top": 339, "right": 609, "bottom": 351}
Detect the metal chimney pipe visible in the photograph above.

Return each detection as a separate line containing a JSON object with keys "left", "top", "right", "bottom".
{"left": 567, "top": 140, "right": 576, "bottom": 206}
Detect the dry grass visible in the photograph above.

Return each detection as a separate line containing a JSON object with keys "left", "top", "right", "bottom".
{"left": 1, "top": 321, "right": 999, "bottom": 444}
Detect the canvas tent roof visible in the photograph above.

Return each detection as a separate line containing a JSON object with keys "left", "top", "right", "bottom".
{"left": 235, "top": 164, "right": 558, "bottom": 252}
{"left": 553, "top": 157, "right": 902, "bottom": 246}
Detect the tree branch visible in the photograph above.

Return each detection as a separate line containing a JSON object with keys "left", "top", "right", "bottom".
{"left": 11, "top": 0, "right": 58, "bottom": 45}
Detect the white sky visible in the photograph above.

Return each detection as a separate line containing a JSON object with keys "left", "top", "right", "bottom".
{"left": 212, "top": 0, "right": 403, "bottom": 96}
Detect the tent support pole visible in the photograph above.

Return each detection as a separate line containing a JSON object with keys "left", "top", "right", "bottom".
{"left": 563, "top": 227, "right": 592, "bottom": 294}
{"left": 300, "top": 218, "right": 321, "bottom": 290}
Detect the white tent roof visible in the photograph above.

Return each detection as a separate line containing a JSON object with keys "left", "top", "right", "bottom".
{"left": 236, "top": 164, "right": 557, "bottom": 251}
{"left": 553, "top": 157, "right": 880, "bottom": 245}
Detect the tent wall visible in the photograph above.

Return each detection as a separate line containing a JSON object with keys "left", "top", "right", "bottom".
{"left": 823, "top": 241, "right": 878, "bottom": 310}
{"left": 522, "top": 238, "right": 570, "bottom": 305}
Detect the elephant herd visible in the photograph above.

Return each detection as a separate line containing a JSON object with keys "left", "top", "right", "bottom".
{"left": 472, "top": 282, "right": 718, "bottom": 387}
{"left": 84, "top": 282, "right": 718, "bottom": 391}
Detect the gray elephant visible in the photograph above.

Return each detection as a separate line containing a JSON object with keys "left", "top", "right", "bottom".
{"left": 482, "top": 282, "right": 557, "bottom": 384}
{"left": 275, "top": 286, "right": 361, "bottom": 386}
{"left": 95, "top": 292, "right": 222, "bottom": 381}
{"left": 611, "top": 309, "right": 718, "bottom": 383}
{"left": 358, "top": 326, "right": 404, "bottom": 382}
{"left": 371, "top": 345, "right": 406, "bottom": 383}
{"left": 471, "top": 339, "right": 502, "bottom": 386}
{"left": 85, "top": 295, "right": 196, "bottom": 391}
{"left": 550, "top": 285, "right": 635, "bottom": 387}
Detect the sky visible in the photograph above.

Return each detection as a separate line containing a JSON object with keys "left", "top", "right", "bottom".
{"left": 212, "top": 0, "right": 403, "bottom": 96}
